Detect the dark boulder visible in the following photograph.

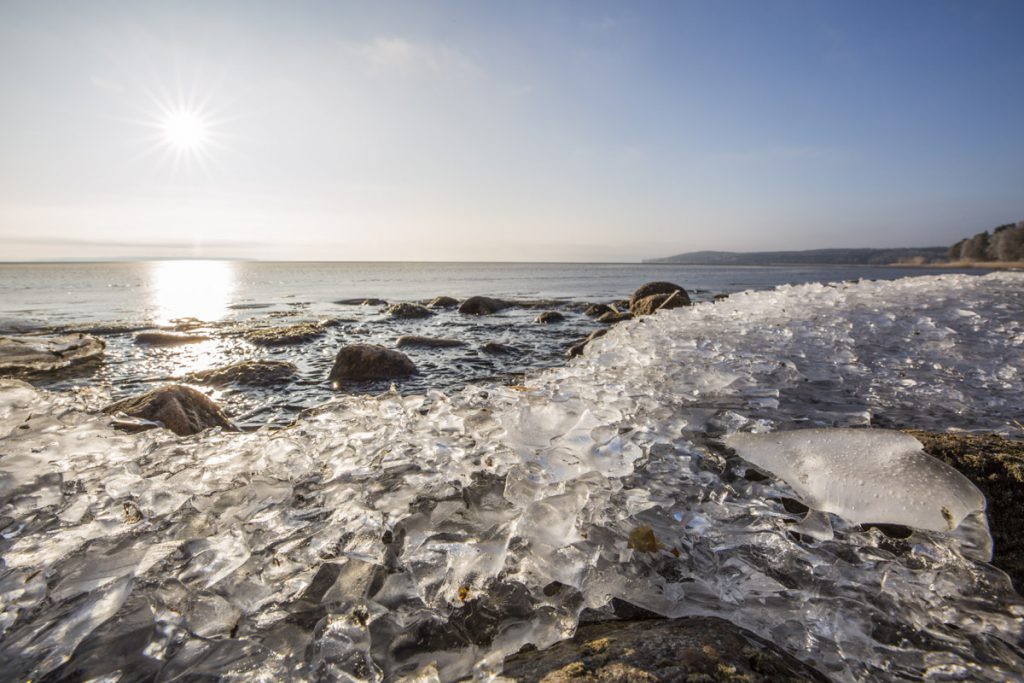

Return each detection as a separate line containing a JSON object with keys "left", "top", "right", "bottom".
{"left": 244, "top": 323, "right": 324, "bottom": 346}
{"left": 584, "top": 303, "right": 615, "bottom": 318}
{"left": 135, "top": 332, "right": 210, "bottom": 346}
{"left": 713, "top": 293, "right": 730, "bottom": 302}
{"left": 427, "top": 296, "right": 460, "bottom": 309}
{"left": 104, "top": 385, "right": 236, "bottom": 436}
{"left": 459, "top": 296, "right": 510, "bottom": 316}
{"left": 629, "top": 282, "right": 690, "bottom": 314}
{"left": 631, "top": 290, "right": 689, "bottom": 317}
{"left": 499, "top": 616, "right": 827, "bottom": 682}
{"left": 535, "top": 311, "right": 565, "bottom": 324}
{"left": 396, "top": 335, "right": 466, "bottom": 349}
{"left": 567, "top": 329, "right": 609, "bottom": 358}
{"left": 329, "top": 344, "right": 417, "bottom": 381}
{"left": 596, "top": 311, "right": 632, "bottom": 324}
{"left": 0, "top": 334, "right": 105, "bottom": 375}
{"left": 387, "top": 303, "right": 434, "bottom": 319}
{"left": 186, "top": 360, "right": 297, "bottom": 387}
{"left": 482, "top": 342, "right": 519, "bottom": 355}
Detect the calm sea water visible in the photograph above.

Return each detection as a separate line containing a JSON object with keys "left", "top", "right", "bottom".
{"left": 0, "top": 260, "right": 990, "bottom": 428}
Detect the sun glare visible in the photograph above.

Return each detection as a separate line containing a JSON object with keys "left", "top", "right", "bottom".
{"left": 149, "top": 260, "right": 236, "bottom": 326}
{"left": 161, "top": 109, "right": 209, "bottom": 151}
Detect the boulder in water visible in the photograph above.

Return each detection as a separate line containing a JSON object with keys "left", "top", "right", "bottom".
{"left": 186, "top": 360, "right": 297, "bottom": 387}
{"left": 427, "top": 295, "right": 460, "bottom": 309}
{"left": 629, "top": 282, "right": 690, "bottom": 314}
{"left": 596, "top": 310, "right": 632, "bottom": 324}
{"left": 567, "top": 328, "right": 609, "bottom": 358}
{"left": 245, "top": 323, "right": 324, "bottom": 346}
{"left": 584, "top": 303, "right": 615, "bottom": 318}
{"left": 329, "top": 344, "right": 417, "bottom": 381}
{"left": 481, "top": 342, "right": 519, "bottom": 355}
{"left": 459, "top": 296, "right": 510, "bottom": 316}
{"left": 134, "top": 332, "right": 211, "bottom": 346}
{"left": 0, "top": 334, "right": 105, "bottom": 375}
{"left": 104, "top": 385, "right": 236, "bottom": 436}
{"left": 387, "top": 303, "right": 434, "bottom": 319}
{"left": 631, "top": 290, "right": 689, "bottom": 317}
{"left": 535, "top": 311, "right": 565, "bottom": 324}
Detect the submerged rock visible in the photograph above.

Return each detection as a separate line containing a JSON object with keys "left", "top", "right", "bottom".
{"left": 596, "top": 310, "right": 632, "bottom": 324}
{"left": 387, "top": 303, "right": 434, "bottom": 319}
{"left": 911, "top": 430, "right": 1024, "bottom": 592}
{"left": 459, "top": 296, "right": 510, "bottom": 316}
{"left": 427, "top": 295, "right": 460, "bottom": 309}
{"left": 535, "top": 311, "right": 565, "bottom": 324}
{"left": 329, "top": 344, "right": 417, "bottom": 382}
{"left": 334, "top": 298, "right": 388, "bottom": 306}
{"left": 629, "top": 282, "right": 691, "bottom": 314}
{"left": 584, "top": 303, "right": 615, "bottom": 318}
{"left": 244, "top": 323, "right": 324, "bottom": 346}
{"left": 104, "top": 385, "right": 236, "bottom": 436}
{"left": 134, "top": 332, "right": 211, "bottom": 346}
{"left": 481, "top": 342, "right": 519, "bottom": 355}
{"left": 0, "top": 334, "right": 105, "bottom": 374}
{"left": 186, "top": 360, "right": 298, "bottom": 387}
{"left": 499, "top": 616, "right": 827, "bottom": 682}
{"left": 396, "top": 335, "right": 466, "bottom": 349}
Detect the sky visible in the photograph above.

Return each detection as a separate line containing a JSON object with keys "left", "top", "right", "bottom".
{"left": 1, "top": 1, "right": 1022, "bottom": 262}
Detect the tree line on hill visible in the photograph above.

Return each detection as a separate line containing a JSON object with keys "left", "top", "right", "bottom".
{"left": 949, "top": 220, "right": 1024, "bottom": 262}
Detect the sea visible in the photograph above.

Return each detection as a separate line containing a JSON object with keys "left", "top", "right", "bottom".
{"left": 0, "top": 260, "right": 989, "bottom": 429}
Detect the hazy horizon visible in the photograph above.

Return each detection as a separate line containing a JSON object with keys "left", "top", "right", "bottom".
{"left": 2, "top": 1, "right": 1023, "bottom": 262}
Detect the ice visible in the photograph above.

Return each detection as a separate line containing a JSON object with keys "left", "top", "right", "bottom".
{"left": 0, "top": 273, "right": 1023, "bottom": 681}
{"left": 724, "top": 429, "right": 986, "bottom": 533}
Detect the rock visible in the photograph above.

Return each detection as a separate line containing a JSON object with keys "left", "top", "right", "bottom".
{"left": 567, "top": 329, "right": 609, "bottom": 358}
{"left": 629, "top": 282, "right": 690, "bottom": 314}
{"left": 459, "top": 296, "right": 510, "bottom": 316}
{"left": 535, "top": 311, "right": 565, "bottom": 324}
{"left": 396, "top": 335, "right": 466, "bottom": 349}
{"left": 244, "top": 323, "right": 324, "bottom": 346}
{"left": 596, "top": 311, "right": 632, "bottom": 324}
{"left": 427, "top": 296, "right": 460, "bottom": 309}
{"left": 0, "top": 334, "right": 105, "bottom": 375}
{"left": 499, "top": 616, "right": 827, "bottom": 682}
{"left": 334, "top": 298, "right": 387, "bottom": 306}
{"left": 387, "top": 303, "right": 434, "bottom": 319}
{"left": 134, "top": 332, "right": 211, "bottom": 346}
{"left": 909, "top": 430, "right": 1024, "bottom": 592}
{"left": 328, "top": 344, "right": 417, "bottom": 381}
{"left": 482, "top": 342, "right": 519, "bottom": 355}
{"left": 713, "top": 293, "right": 730, "bottom": 302}
{"left": 104, "top": 385, "right": 236, "bottom": 436}
{"left": 186, "top": 360, "right": 297, "bottom": 387}
{"left": 584, "top": 303, "right": 615, "bottom": 318}
{"left": 630, "top": 290, "right": 689, "bottom": 317}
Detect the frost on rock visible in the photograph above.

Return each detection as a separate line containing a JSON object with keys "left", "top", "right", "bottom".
{"left": 725, "top": 429, "right": 989, "bottom": 547}
{"left": 0, "top": 273, "right": 1023, "bottom": 682}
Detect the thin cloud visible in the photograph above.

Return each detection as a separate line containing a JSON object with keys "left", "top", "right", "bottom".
{"left": 354, "top": 36, "right": 483, "bottom": 80}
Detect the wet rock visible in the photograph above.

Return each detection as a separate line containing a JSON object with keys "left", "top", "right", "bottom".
{"left": 65, "top": 323, "right": 150, "bottom": 336}
{"left": 629, "top": 282, "right": 691, "bottom": 314}
{"left": 482, "top": 342, "right": 519, "bottom": 355}
{"left": 714, "top": 293, "right": 730, "bottom": 302}
{"left": 584, "top": 303, "right": 615, "bottom": 318}
{"left": 499, "top": 617, "right": 827, "bottom": 682}
{"left": 596, "top": 311, "right": 632, "bottom": 324}
{"left": 186, "top": 360, "right": 298, "bottom": 387}
{"left": 0, "top": 334, "right": 105, "bottom": 375}
{"left": 334, "top": 298, "right": 388, "bottom": 306}
{"left": 104, "top": 385, "right": 236, "bottom": 436}
{"left": 459, "top": 296, "right": 510, "bottom": 316}
{"left": 567, "top": 329, "right": 609, "bottom": 358}
{"left": 244, "top": 322, "right": 324, "bottom": 347}
{"left": 535, "top": 311, "right": 565, "bottom": 324}
{"left": 134, "top": 332, "right": 211, "bottom": 346}
{"left": 910, "top": 430, "right": 1024, "bottom": 592}
{"left": 427, "top": 295, "right": 460, "bottom": 309}
{"left": 396, "top": 335, "right": 466, "bottom": 349}
{"left": 387, "top": 303, "right": 434, "bottom": 319}
{"left": 329, "top": 344, "right": 417, "bottom": 381}
{"left": 631, "top": 290, "right": 689, "bottom": 317}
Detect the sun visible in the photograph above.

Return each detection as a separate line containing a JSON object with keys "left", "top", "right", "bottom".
{"left": 161, "top": 109, "right": 209, "bottom": 151}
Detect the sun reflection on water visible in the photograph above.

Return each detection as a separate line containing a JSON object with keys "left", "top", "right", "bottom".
{"left": 148, "top": 260, "right": 236, "bottom": 326}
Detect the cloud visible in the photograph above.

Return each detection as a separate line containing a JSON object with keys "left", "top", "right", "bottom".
{"left": 355, "top": 36, "right": 482, "bottom": 80}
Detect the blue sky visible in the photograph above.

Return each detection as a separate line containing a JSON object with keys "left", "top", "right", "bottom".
{"left": 1, "top": 0, "right": 1022, "bottom": 261}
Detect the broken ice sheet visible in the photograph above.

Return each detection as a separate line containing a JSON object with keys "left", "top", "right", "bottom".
{"left": 724, "top": 428, "right": 986, "bottom": 534}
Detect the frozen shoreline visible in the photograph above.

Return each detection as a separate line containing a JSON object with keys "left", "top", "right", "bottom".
{"left": 1, "top": 272, "right": 1023, "bottom": 681}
